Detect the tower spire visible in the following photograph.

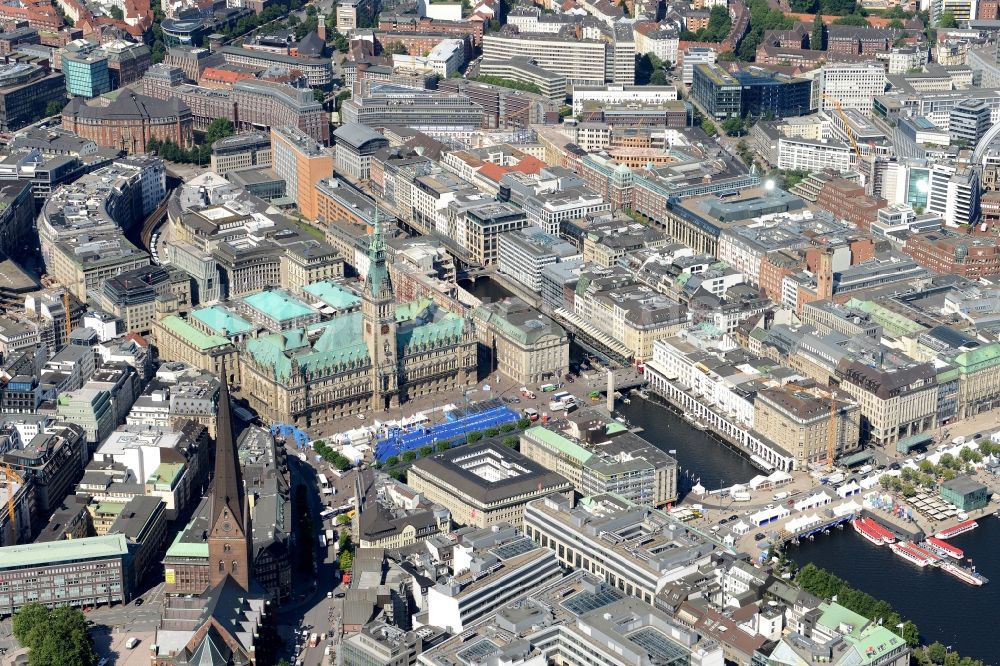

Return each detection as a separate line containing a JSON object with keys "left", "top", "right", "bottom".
{"left": 207, "top": 374, "right": 251, "bottom": 591}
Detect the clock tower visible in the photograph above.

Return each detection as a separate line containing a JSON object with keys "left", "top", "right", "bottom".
{"left": 207, "top": 375, "right": 252, "bottom": 591}
{"left": 362, "top": 209, "right": 399, "bottom": 412}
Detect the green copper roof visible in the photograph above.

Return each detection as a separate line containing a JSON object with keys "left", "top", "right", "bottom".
{"left": 846, "top": 298, "right": 925, "bottom": 336}
{"left": 396, "top": 298, "right": 433, "bottom": 323}
{"left": 192, "top": 306, "right": 253, "bottom": 336}
{"left": 243, "top": 290, "right": 318, "bottom": 322}
{"left": 397, "top": 313, "right": 466, "bottom": 353}
{"left": 953, "top": 343, "right": 1000, "bottom": 372}
{"left": 0, "top": 534, "right": 129, "bottom": 570}
{"left": 148, "top": 462, "right": 185, "bottom": 489}
{"left": 247, "top": 300, "right": 464, "bottom": 382}
{"left": 525, "top": 426, "right": 593, "bottom": 464}
{"left": 165, "top": 529, "right": 209, "bottom": 559}
{"left": 159, "top": 315, "right": 232, "bottom": 351}
{"left": 303, "top": 280, "right": 362, "bottom": 311}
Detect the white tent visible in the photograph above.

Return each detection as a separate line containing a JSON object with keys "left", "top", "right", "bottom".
{"left": 837, "top": 481, "right": 862, "bottom": 498}
{"left": 748, "top": 475, "right": 772, "bottom": 490}
{"left": 691, "top": 482, "right": 706, "bottom": 496}
{"left": 731, "top": 520, "right": 751, "bottom": 535}
{"left": 785, "top": 513, "right": 819, "bottom": 533}
{"left": 833, "top": 500, "right": 862, "bottom": 517}
{"left": 794, "top": 492, "right": 832, "bottom": 512}
{"left": 767, "top": 470, "right": 792, "bottom": 486}
{"left": 750, "top": 505, "right": 791, "bottom": 527}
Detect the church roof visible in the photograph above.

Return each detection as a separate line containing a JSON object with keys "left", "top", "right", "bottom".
{"left": 211, "top": 377, "right": 244, "bottom": 529}
{"left": 188, "top": 627, "right": 234, "bottom": 666}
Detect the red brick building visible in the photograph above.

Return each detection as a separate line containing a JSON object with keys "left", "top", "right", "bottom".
{"left": 62, "top": 92, "right": 193, "bottom": 153}
{"left": 904, "top": 230, "right": 1000, "bottom": 278}
{"left": 815, "top": 178, "right": 886, "bottom": 232}
{"left": 378, "top": 14, "right": 484, "bottom": 46}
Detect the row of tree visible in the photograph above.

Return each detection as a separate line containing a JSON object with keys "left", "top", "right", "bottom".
{"left": 313, "top": 440, "right": 354, "bottom": 471}
{"left": 475, "top": 75, "right": 542, "bottom": 95}
{"left": 796, "top": 563, "right": 985, "bottom": 666}
{"left": 13, "top": 604, "right": 97, "bottom": 666}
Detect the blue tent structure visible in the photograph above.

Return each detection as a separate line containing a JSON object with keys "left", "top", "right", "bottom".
{"left": 375, "top": 401, "right": 519, "bottom": 462}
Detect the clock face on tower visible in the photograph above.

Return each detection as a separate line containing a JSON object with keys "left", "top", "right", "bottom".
{"left": 381, "top": 324, "right": 389, "bottom": 334}
{"left": 223, "top": 522, "right": 232, "bottom": 532}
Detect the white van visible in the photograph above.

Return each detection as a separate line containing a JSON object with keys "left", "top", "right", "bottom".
{"left": 126, "top": 637, "right": 141, "bottom": 649}
{"left": 772, "top": 491, "right": 789, "bottom": 501}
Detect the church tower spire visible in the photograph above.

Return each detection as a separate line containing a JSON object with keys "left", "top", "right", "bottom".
{"left": 362, "top": 207, "right": 399, "bottom": 412}
{"left": 207, "top": 376, "right": 252, "bottom": 591}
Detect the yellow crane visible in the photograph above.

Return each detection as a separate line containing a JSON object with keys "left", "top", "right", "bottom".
{"left": 821, "top": 93, "right": 863, "bottom": 162}
{"left": 63, "top": 290, "right": 72, "bottom": 341}
{"left": 827, "top": 394, "right": 838, "bottom": 468}
{"left": 2, "top": 464, "right": 24, "bottom": 544}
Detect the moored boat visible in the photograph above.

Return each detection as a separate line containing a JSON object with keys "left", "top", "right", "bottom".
{"left": 925, "top": 536, "right": 964, "bottom": 560}
{"left": 940, "top": 562, "right": 988, "bottom": 586}
{"left": 935, "top": 519, "right": 978, "bottom": 540}
{"left": 890, "top": 541, "right": 934, "bottom": 567}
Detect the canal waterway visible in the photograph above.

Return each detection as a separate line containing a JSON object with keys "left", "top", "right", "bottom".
{"left": 458, "top": 276, "right": 514, "bottom": 303}
{"left": 617, "top": 395, "right": 759, "bottom": 493}
{"left": 789, "top": 517, "right": 1000, "bottom": 664}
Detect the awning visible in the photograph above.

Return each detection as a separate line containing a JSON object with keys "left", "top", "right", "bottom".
{"left": 896, "top": 432, "right": 934, "bottom": 454}
{"left": 839, "top": 450, "right": 875, "bottom": 467}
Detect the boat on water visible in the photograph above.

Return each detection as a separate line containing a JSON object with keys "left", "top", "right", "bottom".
{"left": 852, "top": 518, "right": 887, "bottom": 546}
{"left": 890, "top": 541, "right": 936, "bottom": 567}
{"left": 935, "top": 519, "right": 978, "bottom": 540}
{"left": 864, "top": 518, "right": 897, "bottom": 544}
{"left": 940, "top": 562, "right": 988, "bottom": 586}
{"left": 925, "top": 536, "right": 964, "bottom": 560}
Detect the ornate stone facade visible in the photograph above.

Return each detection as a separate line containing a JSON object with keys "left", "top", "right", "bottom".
{"left": 240, "top": 216, "right": 477, "bottom": 428}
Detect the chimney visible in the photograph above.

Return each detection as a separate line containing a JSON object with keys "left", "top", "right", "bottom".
{"left": 318, "top": 14, "right": 327, "bottom": 42}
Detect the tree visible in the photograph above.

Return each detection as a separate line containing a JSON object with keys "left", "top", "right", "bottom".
{"left": 204, "top": 118, "right": 234, "bottom": 145}
{"left": 332, "top": 31, "right": 349, "bottom": 52}
{"left": 810, "top": 14, "right": 824, "bottom": 50}
{"left": 401, "top": 450, "right": 416, "bottom": 462}
{"left": 384, "top": 41, "right": 408, "bottom": 55}
{"left": 937, "top": 10, "right": 957, "bottom": 27}
{"left": 418, "top": 445, "right": 433, "bottom": 457}
{"left": 701, "top": 117, "right": 717, "bottom": 136}
{"left": 722, "top": 116, "right": 744, "bottom": 136}
{"left": 339, "top": 549, "right": 353, "bottom": 571}
{"left": 833, "top": 14, "right": 870, "bottom": 25}
{"left": 503, "top": 436, "right": 519, "bottom": 448}
{"left": 467, "top": 431, "right": 483, "bottom": 444}
{"left": 927, "top": 642, "right": 948, "bottom": 664}
{"left": 517, "top": 417, "right": 531, "bottom": 429}
{"left": 336, "top": 513, "right": 350, "bottom": 525}
{"left": 108, "top": 5, "right": 123, "bottom": 19}
{"left": 313, "top": 88, "right": 325, "bottom": 103}
{"left": 649, "top": 69, "right": 668, "bottom": 85}
{"left": 45, "top": 99, "right": 65, "bottom": 117}
{"left": 888, "top": 18, "right": 904, "bottom": 28}
{"left": 385, "top": 455, "right": 399, "bottom": 467}
{"left": 14, "top": 604, "right": 97, "bottom": 666}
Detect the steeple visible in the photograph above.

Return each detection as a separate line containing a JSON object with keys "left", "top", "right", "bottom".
{"left": 362, "top": 205, "right": 399, "bottom": 412}
{"left": 207, "top": 375, "right": 251, "bottom": 591}
{"left": 211, "top": 375, "right": 243, "bottom": 527}
{"left": 365, "top": 206, "right": 393, "bottom": 300}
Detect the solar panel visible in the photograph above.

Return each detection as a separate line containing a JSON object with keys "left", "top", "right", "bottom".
{"left": 561, "top": 584, "right": 625, "bottom": 616}
{"left": 629, "top": 628, "right": 689, "bottom": 665}
{"left": 457, "top": 639, "right": 500, "bottom": 665}
{"left": 491, "top": 537, "right": 537, "bottom": 561}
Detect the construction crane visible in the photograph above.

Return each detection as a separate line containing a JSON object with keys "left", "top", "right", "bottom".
{"left": 2, "top": 464, "right": 24, "bottom": 544}
{"left": 826, "top": 394, "right": 838, "bottom": 468}
{"left": 63, "top": 290, "right": 72, "bottom": 342}
{"left": 821, "top": 93, "right": 863, "bottom": 163}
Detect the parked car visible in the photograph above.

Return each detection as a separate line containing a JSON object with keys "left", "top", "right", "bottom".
{"left": 753, "top": 533, "right": 766, "bottom": 541}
